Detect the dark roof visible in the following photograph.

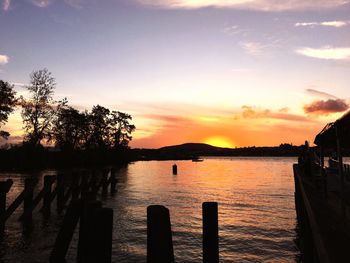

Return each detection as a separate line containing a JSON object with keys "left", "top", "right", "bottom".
{"left": 314, "top": 110, "right": 350, "bottom": 148}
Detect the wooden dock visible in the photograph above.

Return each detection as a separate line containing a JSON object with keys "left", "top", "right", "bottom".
{"left": 0, "top": 168, "right": 220, "bottom": 262}
{"left": 294, "top": 163, "right": 350, "bottom": 262}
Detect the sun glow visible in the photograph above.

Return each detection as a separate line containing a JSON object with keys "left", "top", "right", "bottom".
{"left": 204, "top": 136, "right": 234, "bottom": 148}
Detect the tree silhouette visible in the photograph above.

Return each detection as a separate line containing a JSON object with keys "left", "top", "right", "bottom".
{"left": 0, "top": 80, "right": 16, "bottom": 139}
{"left": 51, "top": 104, "right": 136, "bottom": 151}
{"left": 51, "top": 103, "right": 89, "bottom": 151}
{"left": 20, "top": 69, "right": 59, "bottom": 147}
{"left": 109, "top": 111, "right": 136, "bottom": 149}
{"left": 86, "top": 105, "right": 111, "bottom": 149}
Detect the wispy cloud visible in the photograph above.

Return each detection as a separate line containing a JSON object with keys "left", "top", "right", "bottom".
{"left": 296, "top": 46, "right": 350, "bottom": 60}
{"left": 306, "top": 88, "right": 337, "bottom": 99}
{"left": 241, "top": 105, "right": 313, "bottom": 122}
{"left": 64, "top": 0, "right": 83, "bottom": 9}
{"left": 222, "top": 25, "right": 249, "bottom": 36}
{"left": 0, "top": 55, "right": 9, "bottom": 65}
{"left": 2, "top": 0, "right": 11, "bottom": 11}
{"left": 240, "top": 42, "right": 270, "bottom": 57}
{"left": 304, "top": 99, "right": 349, "bottom": 115}
{"left": 295, "top": 20, "right": 350, "bottom": 28}
{"left": 31, "top": 0, "right": 51, "bottom": 8}
{"left": 137, "top": 0, "right": 349, "bottom": 11}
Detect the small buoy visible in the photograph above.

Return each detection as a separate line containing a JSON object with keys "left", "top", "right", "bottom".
{"left": 172, "top": 164, "right": 177, "bottom": 175}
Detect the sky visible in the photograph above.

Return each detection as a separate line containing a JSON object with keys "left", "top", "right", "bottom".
{"left": 0, "top": 0, "right": 350, "bottom": 148}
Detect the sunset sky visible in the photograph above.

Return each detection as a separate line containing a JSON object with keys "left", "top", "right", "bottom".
{"left": 1, "top": 0, "right": 350, "bottom": 148}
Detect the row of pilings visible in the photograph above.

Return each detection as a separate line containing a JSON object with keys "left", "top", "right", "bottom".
{"left": 147, "top": 202, "right": 219, "bottom": 263}
{"left": 0, "top": 169, "right": 221, "bottom": 262}
{"left": 0, "top": 168, "right": 117, "bottom": 235}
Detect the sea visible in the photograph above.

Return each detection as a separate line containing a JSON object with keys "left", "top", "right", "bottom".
{"left": 0, "top": 157, "right": 303, "bottom": 262}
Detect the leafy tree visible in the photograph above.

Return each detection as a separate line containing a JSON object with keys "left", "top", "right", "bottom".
{"left": 109, "top": 111, "right": 136, "bottom": 149}
{"left": 0, "top": 80, "right": 16, "bottom": 139}
{"left": 21, "top": 69, "right": 59, "bottom": 147}
{"left": 51, "top": 104, "right": 89, "bottom": 151}
{"left": 86, "top": 105, "right": 111, "bottom": 149}
{"left": 51, "top": 104, "right": 136, "bottom": 151}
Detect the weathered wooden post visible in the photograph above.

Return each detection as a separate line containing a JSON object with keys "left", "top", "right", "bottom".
{"left": 71, "top": 173, "right": 80, "bottom": 201}
{"left": 84, "top": 208, "right": 113, "bottom": 263}
{"left": 147, "top": 205, "right": 174, "bottom": 263}
{"left": 81, "top": 173, "right": 89, "bottom": 196}
{"left": 172, "top": 164, "right": 177, "bottom": 175}
{"left": 0, "top": 179, "right": 13, "bottom": 235}
{"left": 77, "top": 200, "right": 102, "bottom": 263}
{"left": 23, "top": 178, "right": 36, "bottom": 222}
{"left": 43, "top": 175, "right": 55, "bottom": 216}
{"left": 89, "top": 170, "right": 97, "bottom": 192}
{"left": 102, "top": 170, "right": 108, "bottom": 196}
{"left": 56, "top": 174, "right": 65, "bottom": 213}
{"left": 203, "top": 202, "right": 219, "bottom": 263}
{"left": 110, "top": 168, "right": 117, "bottom": 194}
{"left": 50, "top": 200, "right": 82, "bottom": 263}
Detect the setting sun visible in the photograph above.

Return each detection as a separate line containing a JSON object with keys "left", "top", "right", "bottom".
{"left": 204, "top": 136, "right": 234, "bottom": 148}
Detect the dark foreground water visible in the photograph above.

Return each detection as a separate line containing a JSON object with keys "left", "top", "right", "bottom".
{"left": 0, "top": 157, "right": 301, "bottom": 262}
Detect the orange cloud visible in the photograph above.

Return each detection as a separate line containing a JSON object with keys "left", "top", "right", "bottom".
{"left": 303, "top": 99, "right": 349, "bottom": 115}
{"left": 241, "top": 105, "right": 314, "bottom": 122}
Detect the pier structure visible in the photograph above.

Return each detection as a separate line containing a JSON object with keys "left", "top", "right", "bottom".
{"left": 0, "top": 168, "right": 117, "bottom": 237}
{"left": 0, "top": 167, "right": 221, "bottom": 262}
{"left": 294, "top": 110, "right": 350, "bottom": 262}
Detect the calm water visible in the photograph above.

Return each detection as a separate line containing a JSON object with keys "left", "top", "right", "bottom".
{"left": 0, "top": 157, "right": 300, "bottom": 262}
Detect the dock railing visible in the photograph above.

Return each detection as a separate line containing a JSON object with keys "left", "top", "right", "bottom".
{"left": 0, "top": 168, "right": 117, "bottom": 238}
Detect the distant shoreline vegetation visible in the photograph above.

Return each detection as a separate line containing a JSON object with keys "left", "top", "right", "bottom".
{"left": 2, "top": 142, "right": 349, "bottom": 171}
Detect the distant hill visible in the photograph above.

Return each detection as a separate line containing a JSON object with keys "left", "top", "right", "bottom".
{"left": 130, "top": 142, "right": 305, "bottom": 160}
{"left": 159, "top": 143, "right": 225, "bottom": 152}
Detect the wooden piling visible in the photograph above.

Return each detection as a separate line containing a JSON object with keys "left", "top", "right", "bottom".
{"left": 23, "top": 178, "right": 36, "bottom": 222}
{"left": 50, "top": 201, "right": 82, "bottom": 263}
{"left": 89, "top": 171, "right": 97, "bottom": 192}
{"left": 147, "top": 205, "right": 174, "bottom": 263}
{"left": 102, "top": 170, "right": 108, "bottom": 196}
{"left": 202, "top": 202, "right": 219, "bottom": 263}
{"left": 84, "top": 208, "right": 113, "bottom": 263}
{"left": 80, "top": 172, "right": 89, "bottom": 198}
{"left": 172, "top": 164, "right": 177, "bottom": 175}
{"left": 56, "top": 174, "right": 65, "bottom": 213}
{"left": 110, "top": 168, "right": 117, "bottom": 194}
{"left": 43, "top": 175, "right": 55, "bottom": 216}
{"left": 77, "top": 200, "right": 102, "bottom": 263}
{"left": 71, "top": 173, "right": 80, "bottom": 201}
{"left": 0, "top": 179, "right": 13, "bottom": 235}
